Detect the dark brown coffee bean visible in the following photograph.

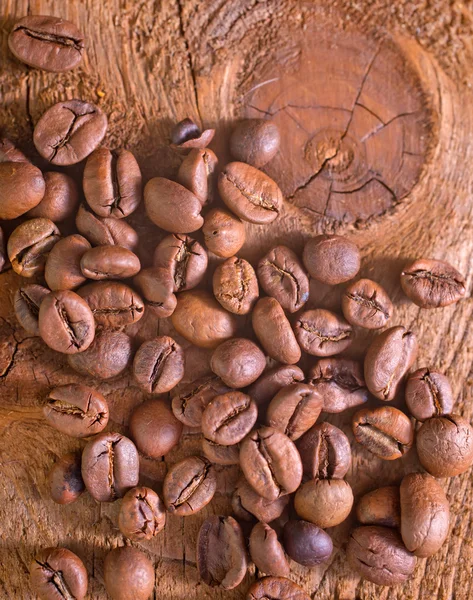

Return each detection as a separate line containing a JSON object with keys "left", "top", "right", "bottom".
{"left": 144, "top": 177, "right": 203, "bottom": 232}
{"left": 364, "top": 325, "right": 418, "bottom": 401}
{"left": 177, "top": 148, "right": 218, "bottom": 205}
{"left": 352, "top": 406, "right": 414, "bottom": 460}
{"left": 213, "top": 256, "right": 259, "bottom": 315}
{"left": 197, "top": 515, "right": 248, "bottom": 589}
{"left": 0, "top": 138, "right": 28, "bottom": 162}
{"left": 163, "top": 456, "right": 216, "bottom": 515}
{"left": 282, "top": 520, "right": 333, "bottom": 567}
{"left": 154, "top": 234, "right": 208, "bottom": 292}
{"left": 246, "top": 577, "right": 310, "bottom": 600}
{"left": 248, "top": 365, "right": 305, "bottom": 407}
{"left": 45, "top": 234, "right": 91, "bottom": 290}
{"left": 104, "top": 546, "right": 154, "bottom": 600}
{"left": 405, "top": 368, "right": 454, "bottom": 421}
{"left": 171, "top": 375, "right": 229, "bottom": 427}
{"left": 39, "top": 290, "right": 95, "bottom": 354}
{"left": 80, "top": 245, "right": 141, "bottom": 280}
{"left": 296, "top": 421, "right": 351, "bottom": 480}
{"left": 267, "top": 384, "right": 323, "bottom": 441}
{"left": 202, "top": 207, "right": 246, "bottom": 258}
{"left": 232, "top": 477, "right": 290, "bottom": 523}
{"left": 9, "top": 15, "right": 84, "bottom": 72}
{"left": 401, "top": 258, "right": 466, "bottom": 308}
{"left": 250, "top": 522, "right": 289, "bottom": 577}
{"left": 295, "top": 478, "right": 354, "bottom": 528}
{"left": 28, "top": 171, "right": 79, "bottom": 221}
{"left": 202, "top": 439, "right": 240, "bottom": 465}
{"left": 130, "top": 399, "right": 183, "bottom": 458}
{"left": 356, "top": 486, "right": 401, "bottom": 528}
{"left": 294, "top": 309, "right": 353, "bottom": 357}
{"left": 78, "top": 281, "right": 144, "bottom": 328}
{"left": 8, "top": 218, "right": 60, "bottom": 277}
{"left": 133, "top": 336, "right": 185, "bottom": 394}
{"left": 43, "top": 384, "right": 108, "bottom": 438}
{"left": 219, "top": 161, "right": 283, "bottom": 224}
{"left": 303, "top": 234, "right": 360, "bottom": 285}
{"left": 0, "top": 161, "right": 45, "bottom": 219}
{"left": 171, "top": 118, "right": 215, "bottom": 150}
{"left": 82, "top": 432, "right": 139, "bottom": 502}
{"left": 252, "top": 297, "right": 301, "bottom": 364}
{"left": 48, "top": 453, "right": 85, "bottom": 505}
{"left": 342, "top": 278, "right": 393, "bottom": 329}
{"left": 13, "top": 284, "right": 49, "bottom": 335}
{"left": 201, "top": 392, "right": 258, "bottom": 445}
{"left": 118, "top": 486, "right": 166, "bottom": 542}
{"left": 240, "top": 426, "right": 302, "bottom": 500}
{"left": 210, "top": 338, "right": 265, "bottom": 388}
{"left": 68, "top": 329, "right": 133, "bottom": 380}
{"left": 30, "top": 547, "right": 88, "bottom": 600}
{"left": 230, "top": 119, "right": 280, "bottom": 168}
{"left": 75, "top": 203, "right": 139, "bottom": 251}
{"left": 34, "top": 99, "right": 107, "bottom": 166}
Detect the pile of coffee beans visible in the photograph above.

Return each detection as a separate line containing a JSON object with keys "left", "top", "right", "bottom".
{"left": 3, "top": 14, "right": 472, "bottom": 600}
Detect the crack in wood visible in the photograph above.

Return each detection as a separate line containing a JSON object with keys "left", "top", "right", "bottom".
{"left": 176, "top": 0, "right": 202, "bottom": 124}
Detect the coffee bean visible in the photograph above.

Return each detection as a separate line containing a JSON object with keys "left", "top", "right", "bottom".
{"left": 364, "top": 325, "right": 418, "bottom": 401}
{"left": 266, "top": 383, "right": 323, "bottom": 441}
{"left": 144, "top": 177, "right": 203, "bottom": 233}
{"left": 48, "top": 453, "right": 85, "bottom": 505}
{"left": 133, "top": 336, "right": 185, "bottom": 394}
{"left": 405, "top": 368, "right": 454, "bottom": 421}
{"left": 0, "top": 137, "right": 28, "bottom": 162}
{"left": 177, "top": 147, "right": 218, "bottom": 205}
{"left": 210, "top": 338, "right": 265, "bottom": 388}
{"left": 230, "top": 119, "right": 280, "bottom": 168}
{"left": 202, "top": 207, "right": 246, "bottom": 258}
{"left": 118, "top": 486, "right": 166, "bottom": 542}
{"left": 302, "top": 234, "right": 360, "bottom": 285}
{"left": 294, "top": 309, "right": 353, "bottom": 357}
{"left": 81, "top": 432, "right": 139, "bottom": 502}
{"left": 356, "top": 486, "right": 401, "bottom": 528}
{"left": 43, "top": 384, "right": 108, "bottom": 437}
{"left": 202, "top": 438, "right": 240, "bottom": 465}
{"left": 8, "top": 218, "right": 60, "bottom": 277}
{"left": 28, "top": 171, "right": 79, "bottom": 221}
{"left": 401, "top": 258, "right": 466, "bottom": 308}
{"left": 68, "top": 329, "right": 133, "bottom": 380}
{"left": 0, "top": 161, "right": 45, "bottom": 219}
{"left": 246, "top": 576, "right": 310, "bottom": 600}
{"left": 0, "top": 226, "right": 5, "bottom": 272}
{"left": 296, "top": 421, "right": 352, "bottom": 480}
{"left": 75, "top": 203, "right": 139, "bottom": 251}
{"left": 78, "top": 281, "right": 144, "bottom": 328}
{"left": 295, "top": 478, "right": 354, "bottom": 528}
{"left": 39, "top": 290, "right": 95, "bottom": 354}
{"left": 252, "top": 297, "right": 301, "bottom": 364}
{"left": 282, "top": 520, "right": 333, "bottom": 567}
{"left": 30, "top": 547, "right": 88, "bottom": 600}
{"left": 201, "top": 392, "right": 258, "bottom": 445}
{"left": 14, "top": 284, "right": 49, "bottom": 335}
{"left": 9, "top": 15, "right": 84, "bottom": 72}
{"left": 352, "top": 406, "right": 414, "bottom": 460}
{"left": 416, "top": 414, "right": 473, "bottom": 477}
{"left": 249, "top": 522, "right": 289, "bottom": 577}
{"left": 248, "top": 365, "right": 305, "bottom": 407}
{"left": 80, "top": 245, "right": 141, "bottom": 280}
{"left": 219, "top": 161, "right": 282, "bottom": 224}
{"left": 34, "top": 99, "right": 107, "bottom": 166}
{"left": 171, "top": 118, "right": 215, "bottom": 149}
{"left": 307, "top": 358, "right": 368, "bottom": 413}
{"left": 154, "top": 234, "right": 208, "bottom": 292}
{"left": 45, "top": 234, "right": 91, "bottom": 290}
{"left": 130, "top": 399, "right": 183, "bottom": 458}
{"left": 197, "top": 515, "right": 248, "bottom": 589}
{"left": 240, "top": 426, "right": 303, "bottom": 500}
{"left": 213, "top": 256, "right": 259, "bottom": 315}
{"left": 163, "top": 456, "right": 216, "bottom": 516}
{"left": 104, "top": 546, "right": 154, "bottom": 600}
{"left": 232, "top": 477, "right": 290, "bottom": 523}
{"left": 342, "top": 278, "right": 393, "bottom": 329}
{"left": 133, "top": 266, "right": 176, "bottom": 317}
{"left": 171, "top": 375, "right": 230, "bottom": 427}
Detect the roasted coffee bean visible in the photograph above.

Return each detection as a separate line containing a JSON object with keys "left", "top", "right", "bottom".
{"left": 266, "top": 383, "right": 323, "bottom": 441}
{"left": 133, "top": 336, "right": 185, "bottom": 394}
{"left": 154, "top": 234, "right": 208, "bottom": 292}
{"left": 144, "top": 177, "right": 203, "bottom": 233}
{"left": 28, "top": 171, "right": 79, "bottom": 221}
{"left": 78, "top": 281, "right": 144, "bottom": 328}
{"left": 68, "top": 329, "right": 133, "bottom": 380}
{"left": 75, "top": 203, "right": 139, "bottom": 251}
{"left": 401, "top": 258, "right": 466, "bottom": 308}
{"left": 197, "top": 516, "right": 248, "bottom": 589}
{"left": 294, "top": 309, "right": 353, "bottom": 357}
{"left": 210, "top": 338, "right": 265, "bottom": 388}
{"left": 118, "top": 486, "right": 166, "bottom": 541}
{"left": 39, "top": 290, "right": 95, "bottom": 354}
{"left": 213, "top": 256, "right": 259, "bottom": 315}
{"left": 302, "top": 234, "right": 360, "bottom": 285}
{"left": 0, "top": 138, "right": 28, "bottom": 162}
{"left": 416, "top": 414, "right": 473, "bottom": 477}
{"left": 44, "top": 234, "right": 91, "bottom": 290}
{"left": 130, "top": 399, "right": 182, "bottom": 458}
{"left": 30, "top": 547, "right": 88, "bottom": 600}
{"left": 48, "top": 453, "right": 85, "bottom": 505}
{"left": 295, "top": 478, "right": 354, "bottom": 528}
{"left": 13, "top": 284, "right": 49, "bottom": 335}
{"left": 219, "top": 161, "right": 282, "bottom": 224}
{"left": 0, "top": 226, "right": 5, "bottom": 273}
{"left": 80, "top": 245, "right": 141, "bottom": 280}
{"left": 352, "top": 406, "right": 414, "bottom": 460}
{"left": 230, "top": 119, "right": 280, "bottom": 168}
{"left": 246, "top": 577, "right": 310, "bottom": 600}
{"left": 405, "top": 368, "right": 454, "bottom": 421}
{"left": 171, "top": 118, "right": 215, "bottom": 149}
{"left": 248, "top": 365, "right": 305, "bottom": 407}
{"left": 356, "top": 486, "right": 401, "bottom": 528}
{"left": 34, "top": 99, "right": 107, "bottom": 166}
{"left": 347, "top": 526, "right": 416, "bottom": 586}
{"left": 201, "top": 392, "right": 258, "bottom": 445}
{"left": 133, "top": 266, "right": 177, "bottom": 318}
{"left": 0, "top": 161, "right": 45, "bottom": 219}
{"left": 232, "top": 477, "right": 289, "bottom": 523}
{"left": 43, "top": 384, "right": 108, "bottom": 437}
{"left": 282, "top": 520, "right": 333, "bottom": 567}
{"left": 249, "top": 522, "right": 289, "bottom": 577}
{"left": 104, "top": 546, "right": 154, "bottom": 600}
{"left": 240, "top": 426, "right": 303, "bottom": 500}
{"left": 8, "top": 218, "right": 60, "bottom": 277}
{"left": 364, "top": 326, "right": 418, "bottom": 401}
{"left": 9, "top": 15, "right": 84, "bottom": 72}
{"left": 257, "top": 245, "right": 309, "bottom": 313}
{"left": 163, "top": 456, "right": 216, "bottom": 516}
{"left": 202, "top": 439, "right": 240, "bottom": 465}
{"left": 296, "top": 422, "right": 352, "bottom": 480}
{"left": 172, "top": 290, "right": 238, "bottom": 349}
{"left": 82, "top": 432, "right": 139, "bottom": 502}
{"left": 342, "top": 278, "right": 393, "bottom": 329}
{"left": 171, "top": 375, "right": 230, "bottom": 427}
{"left": 252, "top": 297, "right": 301, "bottom": 364}
{"left": 307, "top": 358, "right": 368, "bottom": 413}
{"left": 202, "top": 207, "right": 246, "bottom": 258}
{"left": 177, "top": 148, "right": 218, "bottom": 205}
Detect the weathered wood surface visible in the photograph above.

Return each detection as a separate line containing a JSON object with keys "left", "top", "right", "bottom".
{"left": 1, "top": 1, "right": 473, "bottom": 599}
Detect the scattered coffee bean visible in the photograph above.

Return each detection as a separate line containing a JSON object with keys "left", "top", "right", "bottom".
{"left": 296, "top": 421, "right": 352, "bottom": 480}
{"left": 78, "top": 280, "right": 144, "bottom": 328}
{"left": 8, "top": 218, "right": 60, "bottom": 277}
{"left": 405, "top": 368, "right": 454, "bottom": 421}
{"left": 249, "top": 522, "right": 289, "bottom": 577}
{"left": 104, "top": 546, "right": 154, "bottom": 600}
{"left": 118, "top": 486, "right": 166, "bottom": 541}
{"left": 266, "top": 383, "right": 323, "bottom": 441}
{"left": 202, "top": 207, "right": 246, "bottom": 258}
{"left": 48, "top": 453, "right": 85, "bottom": 505}
{"left": 154, "top": 234, "right": 208, "bottom": 292}
{"left": 144, "top": 177, "right": 203, "bottom": 232}
{"left": 342, "top": 278, "right": 393, "bottom": 329}
{"left": 44, "top": 234, "right": 91, "bottom": 290}
{"left": 248, "top": 364, "right": 305, "bottom": 407}
{"left": 232, "top": 477, "right": 290, "bottom": 523}
{"left": 202, "top": 438, "right": 240, "bottom": 465}
{"left": 401, "top": 258, "right": 466, "bottom": 308}
{"left": 201, "top": 392, "right": 258, "bottom": 445}
{"left": 80, "top": 245, "right": 141, "bottom": 280}
{"left": 133, "top": 336, "right": 185, "bottom": 394}
{"left": 213, "top": 256, "right": 259, "bottom": 315}
{"left": 282, "top": 520, "right": 333, "bottom": 567}
{"left": 171, "top": 118, "right": 215, "bottom": 149}
{"left": 28, "top": 171, "right": 79, "bottom": 221}
{"left": 13, "top": 284, "right": 49, "bottom": 335}
{"left": 356, "top": 486, "right": 401, "bottom": 528}
{"left": 130, "top": 399, "right": 183, "bottom": 458}
{"left": 68, "top": 329, "right": 133, "bottom": 380}
{"left": 210, "top": 338, "right": 265, "bottom": 388}
{"left": 252, "top": 297, "right": 301, "bottom": 364}
{"left": 171, "top": 375, "right": 230, "bottom": 427}
{"left": 303, "top": 234, "right": 360, "bottom": 285}
{"left": 30, "top": 547, "right": 88, "bottom": 600}
{"left": 0, "top": 137, "right": 28, "bottom": 162}
{"left": 294, "top": 308, "right": 353, "bottom": 357}
{"left": 133, "top": 266, "right": 176, "bottom": 318}
{"left": 294, "top": 478, "right": 354, "bottom": 528}
{"left": 177, "top": 147, "right": 218, "bottom": 205}
{"left": 163, "top": 456, "right": 216, "bottom": 516}
{"left": 0, "top": 161, "right": 45, "bottom": 219}
{"left": 230, "top": 119, "right": 280, "bottom": 168}
{"left": 75, "top": 203, "right": 139, "bottom": 251}
{"left": 246, "top": 576, "right": 310, "bottom": 600}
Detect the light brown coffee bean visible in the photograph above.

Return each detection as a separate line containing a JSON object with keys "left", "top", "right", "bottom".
{"left": 154, "top": 234, "right": 208, "bottom": 292}
{"left": 356, "top": 486, "right": 401, "bottom": 528}
{"left": 405, "top": 368, "right": 454, "bottom": 421}
{"left": 210, "top": 338, "right": 266, "bottom": 388}
{"left": 248, "top": 365, "right": 305, "bottom": 408}
{"left": 44, "top": 234, "right": 91, "bottom": 290}
{"left": 80, "top": 245, "right": 141, "bottom": 280}
{"left": 177, "top": 147, "right": 218, "bottom": 205}
{"left": 266, "top": 383, "right": 323, "bottom": 441}
{"left": 201, "top": 392, "right": 258, "bottom": 445}
{"left": 14, "top": 284, "right": 50, "bottom": 335}
{"left": 213, "top": 256, "right": 259, "bottom": 315}
{"left": 144, "top": 177, "right": 203, "bottom": 233}
{"left": 8, "top": 218, "right": 60, "bottom": 277}
{"left": 294, "top": 478, "right": 354, "bottom": 528}
{"left": 249, "top": 522, "right": 289, "bottom": 577}
{"left": 202, "top": 207, "right": 246, "bottom": 258}
{"left": 296, "top": 422, "right": 352, "bottom": 480}
{"left": 0, "top": 161, "right": 45, "bottom": 219}
{"left": 401, "top": 258, "right": 466, "bottom": 308}
{"left": 171, "top": 375, "right": 230, "bottom": 427}
{"left": 133, "top": 336, "right": 185, "bottom": 394}
{"left": 232, "top": 477, "right": 290, "bottom": 523}
{"left": 118, "top": 486, "right": 166, "bottom": 542}
{"left": 294, "top": 309, "right": 353, "bottom": 357}
{"left": 342, "top": 278, "right": 393, "bottom": 329}
{"left": 163, "top": 456, "right": 217, "bottom": 516}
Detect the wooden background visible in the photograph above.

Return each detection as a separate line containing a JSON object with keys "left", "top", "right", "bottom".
{"left": 1, "top": 1, "right": 473, "bottom": 599}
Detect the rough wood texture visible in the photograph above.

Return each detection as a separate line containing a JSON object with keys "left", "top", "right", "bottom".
{"left": 1, "top": 1, "right": 473, "bottom": 599}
